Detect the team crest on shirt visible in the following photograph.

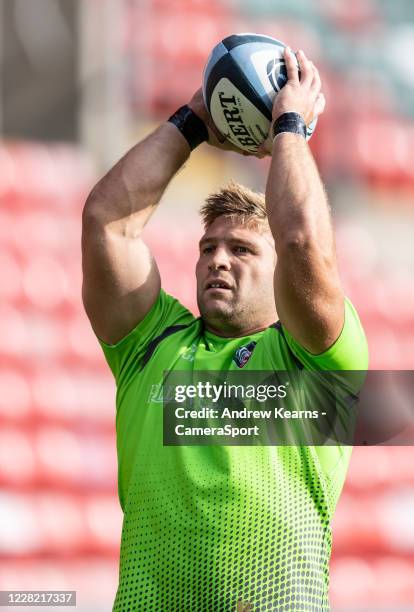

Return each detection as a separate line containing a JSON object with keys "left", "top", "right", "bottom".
{"left": 233, "top": 341, "right": 257, "bottom": 368}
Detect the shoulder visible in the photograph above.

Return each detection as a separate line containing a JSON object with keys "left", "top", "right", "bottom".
{"left": 280, "top": 297, "right": 369, "bottom": 371}
{"left": 100, "top": 290, "right": 194, "bottom": 346}
{"left": 96, "top": 289, "right": 196, "bottom": 380}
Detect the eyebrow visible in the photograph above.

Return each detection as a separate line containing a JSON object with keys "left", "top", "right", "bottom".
{"left": 198, "top": 236, "right": 259, "bottom": 250}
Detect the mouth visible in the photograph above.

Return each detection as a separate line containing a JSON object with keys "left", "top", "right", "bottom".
{"left": 205, "top": 280, "right": 232, "bottom": 292}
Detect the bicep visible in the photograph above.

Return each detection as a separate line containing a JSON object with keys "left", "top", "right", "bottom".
{"left": 81, "top": 213, "right": 161, "bottom": 345}
{"left": 274, "top": 241, "right": 344, "bottom": 354}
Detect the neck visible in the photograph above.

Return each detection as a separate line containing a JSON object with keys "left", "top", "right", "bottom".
{"left": 204, "top": 319, "right": 276, "bottom": 338}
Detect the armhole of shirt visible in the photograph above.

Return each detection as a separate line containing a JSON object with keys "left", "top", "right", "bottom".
{"left": 95, "top": 289, "right": 195, "bottom": 381}
{"left": 281, "top": 297, "right": 369, "bottom": 371}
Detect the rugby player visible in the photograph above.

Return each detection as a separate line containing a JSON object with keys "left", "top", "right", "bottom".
{"left": 82, "top": 48, "right": 368, "bottom": 611}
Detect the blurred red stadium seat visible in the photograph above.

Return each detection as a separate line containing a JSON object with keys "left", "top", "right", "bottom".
{"left": 334, "top": 486, "right": 414, "bottom": 556}
{"left": 0, "top": 492, "right": 120, "bottom": 556}
{"left": 321, "top": 0, "right": 382, "bottom": 32}
{"left": 30, "top": 365, "right": 114, "bottom": 424}
{"left": 0, "top": 367, "right": 32, "bottom": 420}
{"left": 0, "top": 143, "right": 94, "bottom": 213}
{"left": 84, "top": 496, "right": 122, "bottom": 550}
{"left": 0, "top": 304, "right": 29, "bottom": 359}
{"left": 65, "top": 313, "right": 108, "bottom": 367}
{"left": 0, "top": 428, "right": 36, "bottom": 486}
{"left": 22, "top": 255, "right": 70, "bottom": 311}
{"left": 331, "top": 556, "right": 414, "bottom": 608}
{"left": 0, "top": 249, "right": 22, "bottom": 304}
{"left": 330, "top": 557, "right": 377, "bottom": 606}
{"left": 0, "top": 558, "right": 119, "bottom": 603}
{"left": 35, "top": 426, "right": 116, "bottom": 489}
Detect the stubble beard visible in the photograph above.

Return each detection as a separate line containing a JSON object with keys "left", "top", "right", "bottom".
{"left": 198, "top": 281, "right": 277, "bottom": 336}
{"left": 198, "top": 291, "right": 251, "bottom": 335}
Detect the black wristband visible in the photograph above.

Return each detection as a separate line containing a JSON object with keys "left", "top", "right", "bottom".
{"left": 272, "top": 112, "right": 307, "bottom": 140}
{"left": 167, "top": 105, "right": 209, "bottom": 151}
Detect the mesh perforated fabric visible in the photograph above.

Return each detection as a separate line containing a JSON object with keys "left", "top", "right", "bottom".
{"left": 96, "top": 290, "right": 367, "bottom": 612}
{"left": 113, "top": 446, "right": 343, "bottom": 611}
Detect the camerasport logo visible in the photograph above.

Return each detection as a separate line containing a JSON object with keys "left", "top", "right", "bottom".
{"left": 233, "top": 341, "right": 257, "bottom": 368}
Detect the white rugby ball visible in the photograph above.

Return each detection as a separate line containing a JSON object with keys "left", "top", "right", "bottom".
{"left": 202, "top": 33, "right": 317, "bottom": 153}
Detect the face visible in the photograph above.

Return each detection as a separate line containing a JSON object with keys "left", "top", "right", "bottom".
{"left": 196, "top": 216, "right": 277, "bottom": 336}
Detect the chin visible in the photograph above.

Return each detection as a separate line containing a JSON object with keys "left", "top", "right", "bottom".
{"left": 198, "top": 297, "right": 233, "bottom": 323}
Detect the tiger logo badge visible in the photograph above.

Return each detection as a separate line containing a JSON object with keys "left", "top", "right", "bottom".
{"left": 233, "top": 341, "right": 257, "bottom": 368}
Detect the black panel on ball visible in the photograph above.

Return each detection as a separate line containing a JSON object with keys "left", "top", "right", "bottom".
{"left": 204, "top": 51, "right": 272, "bottom": 121}
{"left": 222, "top": 34, "right": 283, "bottom": 52}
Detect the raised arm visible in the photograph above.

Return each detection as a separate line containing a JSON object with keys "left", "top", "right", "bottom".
{"left": 82, "top": 122, "right": 191, "bottom": 345}
{"left": 82, "top": 89, "right": 252, "bottom": 345}
{"left": 265, "top": 48, "right": 344, "bottom": 354}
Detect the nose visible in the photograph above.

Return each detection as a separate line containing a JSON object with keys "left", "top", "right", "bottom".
{"left": 208, "top": 246, "right": 231, "bottom": 271}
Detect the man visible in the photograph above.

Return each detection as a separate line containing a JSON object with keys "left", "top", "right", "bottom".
{"left": 82, "top": 48, "right": 368, "bottom": 611}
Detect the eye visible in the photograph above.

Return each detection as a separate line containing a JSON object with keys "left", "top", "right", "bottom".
{"left": 202, "top": 245, "right": 214, "bottom": 254}
{"left": 234, "top": 245, "right": 249, "bottom": 254}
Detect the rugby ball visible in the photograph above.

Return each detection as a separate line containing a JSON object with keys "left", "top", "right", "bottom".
{"left": 202, "top": 33, "right": 317, "bottom": 154}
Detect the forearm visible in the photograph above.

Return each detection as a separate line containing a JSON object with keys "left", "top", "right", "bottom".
{"left": 266, "top": 131, "right": 343, "bottom": 352}
{"left": 267, "top": 47, "right": 343, "bottom": 351}
{"left": 83, "top": 122, "right": 190, "bottom": 236}
{"left": 266, "top": 133, "right": 334, "bottom": 259}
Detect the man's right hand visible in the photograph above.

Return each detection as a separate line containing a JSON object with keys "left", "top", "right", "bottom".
{"left": 188, "top": 88, "right": 269, "bottom": 158}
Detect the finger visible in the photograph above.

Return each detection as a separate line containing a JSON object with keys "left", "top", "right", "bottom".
{"left": 314, "top": 92, "right": 326, "bottom": 117}
{"left": 309, "top": 62, "right": 322, "bottom": 95}
{"left": 257, "top": 138, "right": 273, "bottom": 158}
{"left": 213, "top": 125, "right": 227, "bottom": 143}
{"left": 256, "top": 143, "right": 265, "bottom": 157}
{"left": 243, "top": 148, "right": 266, "bottom": 158}
{"left": 222, "top": 141, "right": 242, "bottom": 152}
{"left": 206, "top": 123, "right": 227, "bottom": 145}
{"left": 297, "top": 49, "right": 313, "bottom": 87}
{"left": 284, "top": 46, "right": 299, "bottom": 83}
{"left": 222, "top": 140, "right": 252, "bottom": 154}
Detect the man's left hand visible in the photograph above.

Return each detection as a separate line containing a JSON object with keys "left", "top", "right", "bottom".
{"left": 257, "top": 47, "right": 326, "bottom": 156}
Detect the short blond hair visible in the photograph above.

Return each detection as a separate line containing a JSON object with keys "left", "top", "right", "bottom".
{"left": 200, "top": 181, "right": 269, "bottom": 232}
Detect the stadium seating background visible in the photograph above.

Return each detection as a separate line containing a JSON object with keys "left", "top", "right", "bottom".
{"left": 1, "top": 0, "right": 414, "bottom": 610}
